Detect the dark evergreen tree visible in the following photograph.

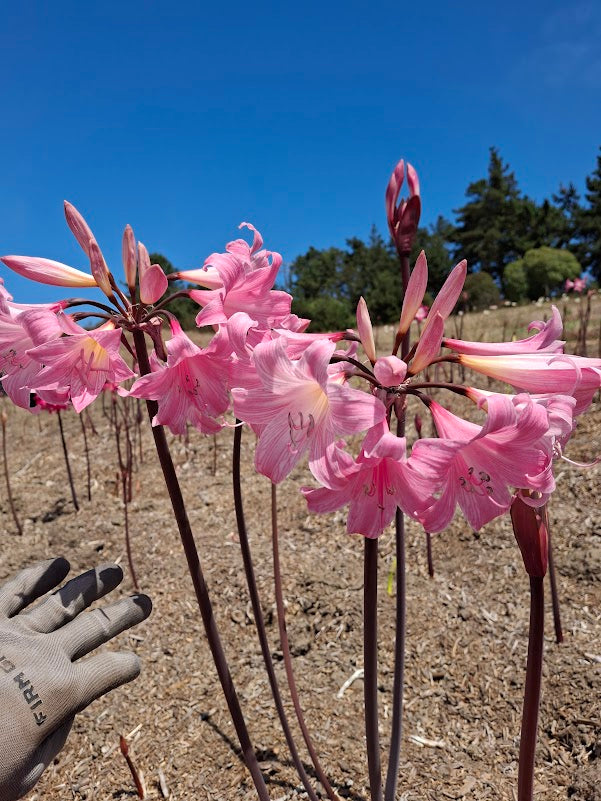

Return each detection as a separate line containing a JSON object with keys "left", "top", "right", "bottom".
{"left": 552, "top": 182, "right": 582, "bottom": 250}
{"left": 452, "top": 148, "right": 533, "bottom": 280}
{"left": 577, "top": 149, "right": 601, "bottom": 280}
{"left": 342, "top": 227, "right": 400, "bottom": 325}
{"left": 288, "top": 246, "right": 351, "bottom": 330}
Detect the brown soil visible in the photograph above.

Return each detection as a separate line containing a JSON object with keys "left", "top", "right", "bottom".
{"left": 0, "top": 302, "right": 599, "bottom": 801}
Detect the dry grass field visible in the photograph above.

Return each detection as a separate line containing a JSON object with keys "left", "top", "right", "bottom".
{"left": 1, "top": 296, "right": 600, "bottom": 800}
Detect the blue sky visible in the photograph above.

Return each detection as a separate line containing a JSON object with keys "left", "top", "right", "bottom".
{"left": 2, "top": 0, "right": 600, "bottom": 303}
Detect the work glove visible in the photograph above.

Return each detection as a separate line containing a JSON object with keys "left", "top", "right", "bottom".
{"left": 0, "top": 558, "right": 152, "bottom": 801}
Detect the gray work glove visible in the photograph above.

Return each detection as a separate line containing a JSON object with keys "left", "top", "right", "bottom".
{"left": 0, "top": 558, "right": 152, "bottom": 801}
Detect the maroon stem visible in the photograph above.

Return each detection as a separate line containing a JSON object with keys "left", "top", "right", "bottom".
{"left": 232, "top": 427, "right": 324, "bottom": 801}
{"left": 384, "top": 251, "right": 410, "bottom": 801}
{"left": 1, "top": 414, "right": 23, "bottom": 536}
{"left": 546, "top": 520, "right": 563, "bottom": 644}
{"left": 114, "top": 406, "right": 138, "bottom": 591}
{"left": 57, "top": 410, "right": 79, "bottom": 511}
{"left": 132, "top": 330, "right": 270, "bottom": 801}
{"left": 365, "top": 536, "right": 383, "bottom": 801}
{"left": 518, "top": 576, "right": 544, "bottom": 801}
{"left": 79, "top": 412, "right": 92, "bottom": 502}
{"left": 270, "top": 482, "right": 340, "bottom": 801}
{"left": 426, "top": 532, "right": 434, "bottom": 578}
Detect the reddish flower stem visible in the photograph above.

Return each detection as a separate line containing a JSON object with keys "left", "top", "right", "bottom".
{"left": 57, "top": 410, "right": 79, "bottom": 511}
{"left": 364, "top": 536, "right": 383, "bottom": 801}
{"left": 270, "top": 482, "right": 340, "bottom": 801}
{"left": 1, "top": 412, "right": 23, "bottom": 536}
{"left": 426, "top": 532, "right": 435, "bottom": 578}
{"left": 232, "top": 427, "right": 323, "bottom": 801}
{"left": 384, "top": 251, "right": 410, "bottom": 801}
{"left": 518, "top": 576, "right": 544, "bottom": 801}
{"left": 132, "top": 330, "right": 270, "bottom": 801}
{"left": 547, "top": 522, "right": 563, "bottom": 644}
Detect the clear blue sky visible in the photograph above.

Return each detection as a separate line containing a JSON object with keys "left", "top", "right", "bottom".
{"left": 2, "top": 0, "right": 600, "bottom": 304}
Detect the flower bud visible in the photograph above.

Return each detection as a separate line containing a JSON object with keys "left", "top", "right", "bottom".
{"left": 122, "top": 225, "right": 137, "bottom": 295}
{"left": 356, "top": 297, "right": 376, "bottom": 364}
{"left": 510, "top": 495, "right": 548, "bottom": 577}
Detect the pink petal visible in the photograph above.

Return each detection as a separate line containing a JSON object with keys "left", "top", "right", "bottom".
{"left": 140, "top": 263, "right": 168, "bottom": 304}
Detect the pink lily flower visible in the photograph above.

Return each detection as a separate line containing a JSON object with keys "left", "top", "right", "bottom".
{"left": 27, "top": 317, "right": 135, "bottom": 412}
{"left": 190, "top": 258, "right": 293, "bottom": 328}
{"left": 0, "top": 307, "right": 63, "bottom": 408}
{"left": 302, "top": 422, "right": 435, "bottom": 538}
{"left": 457, "top": 352, "right": 601, "bottom": 415}
{"left": 466, "top": 387, "right": 576, "bottom": 450}
{"left": 231, "top": 337, "right": 386, "bottom": 485}
{"left": 411, "top": 395, "right": 555, "bottom": 532}
{"left": 443, "top": 306, "right": 564, "bottom": 355}
{"left": 128, "top": 319, "right": 231, "bottom": 435}
{"left": 174, "top": 223, "right": 277, "bottom": 288}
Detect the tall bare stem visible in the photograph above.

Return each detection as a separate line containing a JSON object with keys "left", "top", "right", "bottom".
{"left": 518, "top": 576, "right": 544, "bottom": 801}
{"left": 270, "top": 482, "right": 340, "bottom": 801}
{"left": 1, "top": 411, "right": 23, "bottom": 536}
{"left": 57, "top": 409, "right": 79, "bottom": 511}
{"left": 232, "top": 426, "right": 324, "bottom": 801}
{"left": 132, "top": 330, "right": 270, "bottom": 801}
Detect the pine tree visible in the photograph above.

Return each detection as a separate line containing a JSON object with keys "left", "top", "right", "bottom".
{"left": 577, "top": 149, "right": 601, "bottom": 280}
{"left": 452, "top": 148, "right": 532, "bottom": 280}
{"left": 552, "top": 183, "right": 582, "bottom": 250}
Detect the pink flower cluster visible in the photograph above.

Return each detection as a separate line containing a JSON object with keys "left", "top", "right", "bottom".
{"left": 2, "top": 166, "right": 600, "bottom": 542}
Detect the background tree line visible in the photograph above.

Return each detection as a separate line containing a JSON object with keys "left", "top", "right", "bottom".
{"left": 286, "top": 146, "right": 601, "bottom": 330}
{"left": 150, "top": 146, "right": 601, "bottom": 331}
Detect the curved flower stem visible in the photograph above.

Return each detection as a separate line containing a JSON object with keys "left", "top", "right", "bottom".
{"left": 364, "top": 536, "right": 383, "bottom": 801}
{"left": 132, "top": 330, "right": 270, "bottom": 801}
{"left": 546, "top": 520, "right": 563, "bottom": 644}
{"left": 232, "top": 426, "right": 323, "bottom": 801}
{"left": 384, "top": 251, "right": 410, "bottom": 801}
{"left": 518, "top": 576, "right": 544, "bottom": 801}
{"left": 270, "top": 482, "right": 340, "bottom": 801}
{"left": 57, "top": 410, "right": 79, "bottom": 511}
{"left": 1, "top": 412, "right": 23, "bottom": 536}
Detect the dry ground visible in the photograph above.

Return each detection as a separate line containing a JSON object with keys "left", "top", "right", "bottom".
{"left": 0, "top": 299, "right": 600, "bottom": 801}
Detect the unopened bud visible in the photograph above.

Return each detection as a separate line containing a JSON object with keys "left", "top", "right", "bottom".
{"left": 122, "top": 225, "right": 137, "bottom": 295}
{"left": 88, "top": 239, "right": 114, "bottom": 299}
{"left": 510, "top": 495, "right": 548, "bottom": 577}
{"left": 356, "top": 297, "right": 376, "bottom": 364}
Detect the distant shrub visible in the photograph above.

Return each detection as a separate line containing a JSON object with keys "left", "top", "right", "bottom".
{"left": 462, "top": 272, "right": 501, "bottom": 311}
{"left": 505, "top": 247, "right": 581, "bottom": 301}
{"left": 503, "top": 260, "right": 529, "bottom": 302}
